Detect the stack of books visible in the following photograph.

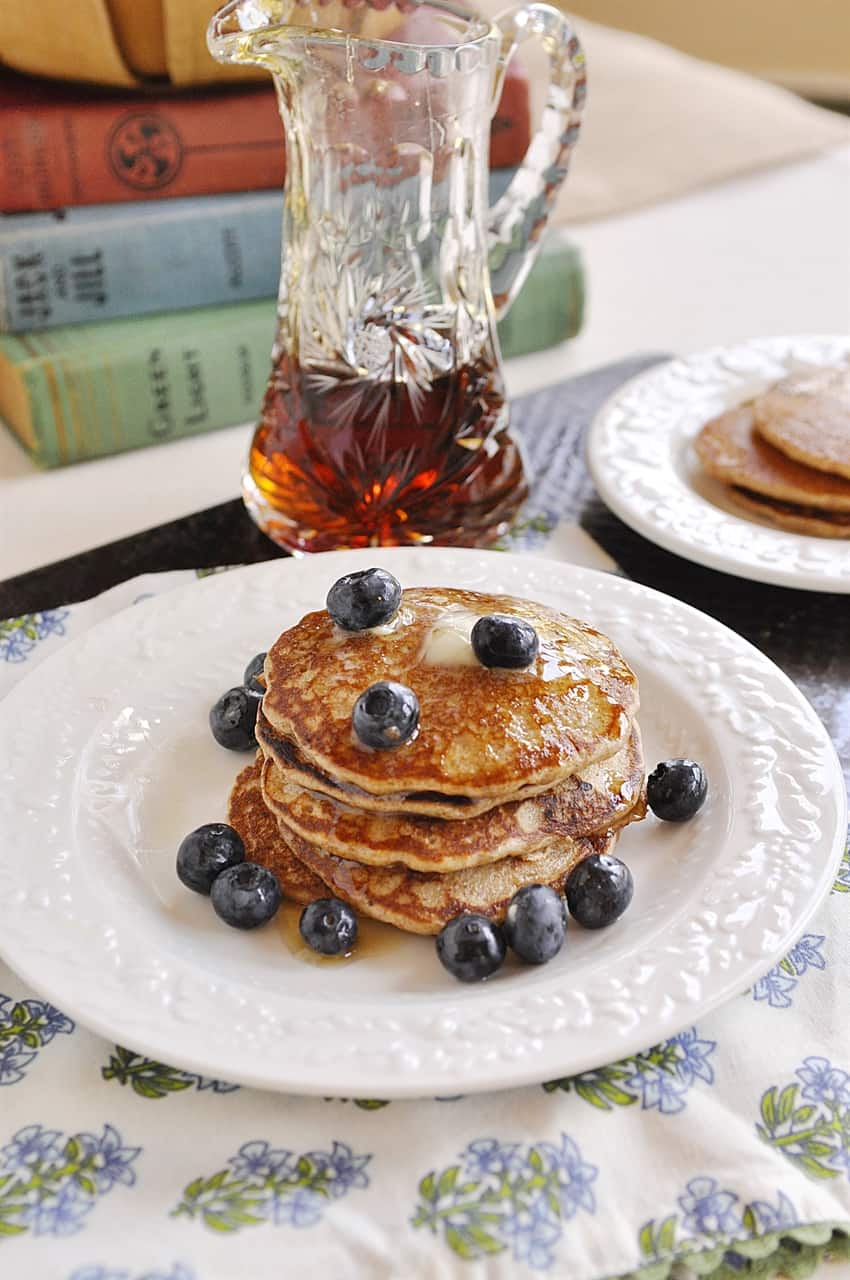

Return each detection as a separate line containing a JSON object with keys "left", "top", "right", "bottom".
{"left": 0, "top": 68, "right": 584, "bottom": 468}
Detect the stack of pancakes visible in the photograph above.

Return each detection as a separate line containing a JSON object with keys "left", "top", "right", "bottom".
{"left": 227, "top": 587, "right": 646, "bottom": 935}
{"left": 695, "top": 366, "right": 850, "bottom": 538}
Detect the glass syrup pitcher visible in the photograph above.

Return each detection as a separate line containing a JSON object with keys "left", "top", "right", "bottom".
{"left": 208, "top": 0, "right": 585, "bottom": 552}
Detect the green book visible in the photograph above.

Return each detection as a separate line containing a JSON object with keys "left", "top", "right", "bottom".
{"left": 0, "top": 234, "right": 583, "bottom": 468}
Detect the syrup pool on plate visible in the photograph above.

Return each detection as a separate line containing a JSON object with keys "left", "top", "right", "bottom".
{"left": 277, "top": 901, "right": 398, "bottom": 966}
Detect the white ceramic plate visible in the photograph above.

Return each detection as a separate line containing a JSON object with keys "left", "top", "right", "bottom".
{"left": 0, "top": 548, "right": 844, "bottom": 1097}
{"left": 587, "top": 335, "right": 850, "bottom": 592}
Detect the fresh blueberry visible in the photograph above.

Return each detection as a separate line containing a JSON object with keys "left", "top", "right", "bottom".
{"left": 243, "top": 652, "right": 267, "bottom": 697}
{"left": 177, "top": 822, "right": 245, "bottom": 895}
{"left": 647, "top": 758, "right": 708, "bottom": 821}
{"left": 210, "top": 862, "right": 282, "bottom": 929}
{"left": 299, "top": 898, "right": 358, "bottom": 956}
{"left": 503, "top": 884, "right": 567, "bottom": 964}
{"left": 565, "top": 854, "right": 633, "bottom": 929}
{"left": 436, "top": 914, "right": 506, "bottom": 982}
{"left": 209, "top": 686, "right": 259, "bottom": 750}
{"left": 352, "top": 681, "right": 419, "bottom": 749}
{"left": 326, "top": 568, "right": 402, "bottom": 631}
{"left": 471, "top": 614, "right": 539, "bottom": 669}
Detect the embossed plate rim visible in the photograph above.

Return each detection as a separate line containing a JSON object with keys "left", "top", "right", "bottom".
{"left": 0, "top": 548, "right": 845, "bottom": 1097}
{"left": 586, "top": 334, "right": 850, "bottom": 592}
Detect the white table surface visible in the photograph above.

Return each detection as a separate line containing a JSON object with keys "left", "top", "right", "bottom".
{"left": 1, "top": 144, "right": 849, "bottom": 585}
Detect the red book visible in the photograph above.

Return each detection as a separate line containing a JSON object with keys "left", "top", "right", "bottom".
{"left": 491, "top": 59, "right": 531, "bottom": 171}
{"left": 1, "top": 64, "right": 530, "bottom": 214}
{"left": 0, "top": 76, "right": 284, "bottom": 213}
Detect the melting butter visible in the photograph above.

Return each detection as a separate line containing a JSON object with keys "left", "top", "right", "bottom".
{"left": 330, "top": 607, "right": 412, "bottom": 642}
{"left": 420, "top": 610, "right": 481, "bottom": 667}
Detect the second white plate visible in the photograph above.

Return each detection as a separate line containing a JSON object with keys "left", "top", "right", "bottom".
{"left": 587, "top": 334, "right": 850, "bottom": 591}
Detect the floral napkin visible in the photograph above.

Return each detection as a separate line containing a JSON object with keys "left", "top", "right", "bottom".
{"left": 0, "top": 537, "right": 848, "bottom": 1280}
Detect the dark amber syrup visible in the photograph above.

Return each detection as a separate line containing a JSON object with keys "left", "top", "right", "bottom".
{"left": 245, "top": 349, "right": 527, "bottom": 553}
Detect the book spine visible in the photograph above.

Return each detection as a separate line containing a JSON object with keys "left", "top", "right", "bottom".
{"left": 0, "top": 303, "right": 275, "bottom": 467}
{"left": 0, "top": 172, "right": 517, "bottom": 332}
{"left": 0, "top": 71, "right": 530, "bottom": 215}
{"left": 0, "top": 240, "right": 583, "bottom": 466}
{"left": 0, "top": 194, "right": 284, "bottom": 331}
{"left": 0, "top": 88, "right": 285, "bottom": 214}
{"left": 491, "top": 60, "right": 531, "bottom": 171}
{"left": 496, "top": 237, "right": 584, "bottom": 360}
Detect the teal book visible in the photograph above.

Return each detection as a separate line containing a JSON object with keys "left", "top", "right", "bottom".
{"left": 0, "top": 235, "right": 583, "bottom": 468}
{"left": 0, "top": 171, "right": 519, "bottom": 334}
{"left": 0, "top": 193, "right": 285, "bottom": 333}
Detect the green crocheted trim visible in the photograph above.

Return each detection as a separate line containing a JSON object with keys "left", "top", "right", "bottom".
{"left": 614, "top": 1221, "right": 849, "bottom": 1280}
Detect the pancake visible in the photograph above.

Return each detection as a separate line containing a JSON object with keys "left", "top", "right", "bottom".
{"left": 257, "top": 709, "right": 485, "bottom": 818}
{"left": 262, "top": 587, "right": 639, "bottom": 800}
{"left": 695, "top": 406, "right": 850, "bottom": 512}
{"left": 281, "top": 823, "right": 619, "bottom": 935}
{"left": 754, "top": 367, "right": 850, "bottom": 479}
{"left": 728, "top": 487, "right": 850, "bottom": 538}
{"left": 226, "top": 757, "right": 329, "bottom": 904}
{"left": 256, "top": 708, "right": 617, "bottom": 821}
{"left": 260, "top": 726, "right": 645, "bottom": 872}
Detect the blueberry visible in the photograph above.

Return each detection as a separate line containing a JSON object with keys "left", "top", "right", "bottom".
{"left": 353, "top": 681, "right": 419, "bottom": 749}
{"left": 209, "top": 686, "right": 259, "bottom": 750}
{"left": 503, "top": 884, "right": 567, "bottom": 964}
{"left": 299, "top": 898, "right": 358, "bottom": 956}
{"left": 565, "top": 854, "right": 633, "bottom": 929}
{"left": 471, "top": 614, "right": 539, "bottom": 669}
{"left": 177, "top": 822, "right": 245, "bottom": 895}
{"left": 436, "top": 914, "right": 506, "bottom": 982}
{"left": 647, "top": 758, "right": 708, "bottom": 821}
{"left": 326, "top": 568, "right": 402, "bottom": 631}
{"left": 243, "top": 652, "right": 267, "bottom": 697}
{"left": 210, "top": 862, "right": 282, "bottom": 929}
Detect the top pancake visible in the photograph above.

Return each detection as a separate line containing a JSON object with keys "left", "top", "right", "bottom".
{"left": 262, "top": 587, "right": 639, "bottom": 799}
{"left": 753, "top": 367, "right": 850, "bottom": 479}
{"left": 695, "top": 406, "right": 850, "bottom": 512}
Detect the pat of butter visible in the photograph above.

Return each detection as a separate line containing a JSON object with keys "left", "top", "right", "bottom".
{"left": 421, "top": 611, "right": 480, "bottom": 667}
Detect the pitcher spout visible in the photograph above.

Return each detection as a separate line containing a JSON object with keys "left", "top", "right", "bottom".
{"left": 207, "top": 0, "right": 425, "bottom": 70}
{"left": 207, "top": 0, "right": 295, "bottom": 70}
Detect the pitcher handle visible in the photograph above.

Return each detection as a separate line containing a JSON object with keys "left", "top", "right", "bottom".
{"left": 487, "top": 4, "right": 586, "bottom": 320}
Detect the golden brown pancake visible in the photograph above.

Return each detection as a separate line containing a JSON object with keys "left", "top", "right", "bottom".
{"left": 256, "top": 707, "right": 640, "bottom": 821}
{"left": 227, "top": 757, "right": 329, "bottom": 904}
{"left": 262, "top": 587, "right": 639, "bottom": 800}
{"left": 260, "top": 727, "right": 645, "bottom": 872}
{"left": 281, "top": 822, "right": 619, "bottom": 935}
{"left": 754, "top": 367, "right": 850, "bottom": 479}
{"left": 695, "top": 406, "right": 850, "bottom": 512}
{"left": 256, "top": 709, "right": 491, "bottom": 818}
{"left": 728, "top": 487, "right": 850, "bottom": 538}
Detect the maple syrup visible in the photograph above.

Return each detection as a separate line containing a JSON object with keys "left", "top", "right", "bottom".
{"left": 243, "top": 348, "right": 528, "bottom": 554}
{"left": 278, "top": 900, "right": 399, "bottom": 965}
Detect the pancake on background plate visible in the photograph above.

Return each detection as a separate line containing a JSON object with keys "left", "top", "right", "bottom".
{"left": 726, "top": 488, "right": 850, "bottom": 538}
{"left": 694, "top": 364, "right": 850, "bottom": 537}
{"left": 695, "top": 406, "right": 850, "bottom": 512}
{"left": 753, "top": 367, "right": 850, "bottom": 479}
